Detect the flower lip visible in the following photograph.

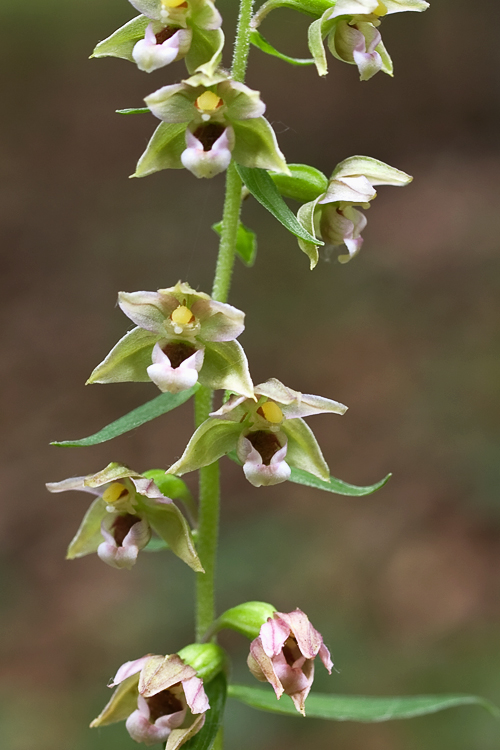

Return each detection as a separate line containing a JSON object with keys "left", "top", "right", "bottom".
{"left": 192, "top": 122, "right": 227, "bottom": 151}
{"left": 246, "top": 430, "right": 282, "bottom": 466}
{"left": 162, "top": 341, "right": 197, "bottom": 367}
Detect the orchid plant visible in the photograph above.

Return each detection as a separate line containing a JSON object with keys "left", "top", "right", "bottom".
{"left": 48, "top": 0, "right": 498, "bottom": 747}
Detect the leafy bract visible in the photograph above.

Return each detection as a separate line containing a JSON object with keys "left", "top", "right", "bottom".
{"left": 228, "top": 684, "right": 499, "bottom": 721}
{"left": 51, "top": 387, "right": 199, "bottom": 447}
{"left": 235, "top": 165, "right": 322, "bottom": 245}
{"left": 250, "top": 29, "right": 314, "bottom": 66}
{"left": 212, "top": 221, "right": 257, "bottom": 267}
{"left": 289, "top": 465, "right": 391, "bottom": 496}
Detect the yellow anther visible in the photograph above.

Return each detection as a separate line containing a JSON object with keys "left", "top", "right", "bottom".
{"left": 195, "top": 91, "right": 222, "bottom": 112}
{"left": 162, "top": 0, "right": 186, "bottom": 8}
{"left": 102, "top": 482, "right": 128, "bottom": 505}
{"left": 171, "top": 305, "right": 194, "bottom": 326}
{"left": 260, "top": 401, "right": 284, "bottom": 424}
{"left": 374, "top": 1, "right": 387, "bottom": 16}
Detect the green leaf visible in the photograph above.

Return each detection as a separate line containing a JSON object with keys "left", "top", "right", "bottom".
{"left": 250, "top": 30, "right": 314, "bottom": 66}
{"left": 212, "top": 221, "right": 257, "bottom": 267}
{"left": 51, "top": 387, "right": 199, "bottom": 447}
{"left": 235, "top": 165, "right": 323, "bottom": 246}
{"left": 116, "top": 107, "right": 150, "bottom": 115}
{"left": 289, "top": 465, "right": 392, "bottom": 496}
{"left": 228, "top": 684, "right": 499, "bottom": 721}
{"left": 183, "top": 673, "right": 227, "bottom": 750}
{"left": 252, "top": 0, "right": 334, "bottom": 27}
{"left": 92, "top": 15, "right": 149, "bottom": 62}
{"left": 271, "top": 163, "right": 328, "bottom": 202}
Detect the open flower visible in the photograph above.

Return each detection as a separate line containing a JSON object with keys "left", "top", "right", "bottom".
{"left": 90, "top": 653, "right": 210, "bottom": 749}
{"left": 166, "top": 378, "right": 347, "bottom": 487}
{"left": 93, "top": 0, "right": 223, "bottom": 77}
{"left": 252, "top": 0, "right": 428, "bottom": 81}
{"left": 247, "top": 609, "right": 333, "bottom": 715}
{"left": 87, "top": 281, "right": 254, "bottom": 398}
{"left": 296, "top": 156, "right": 412, "bottom": 267}
{"left": 134, "top": 72, "right": 288, "bottom": 179}
{"left": 46, "top": 463, "right": 203, "bottom": 572}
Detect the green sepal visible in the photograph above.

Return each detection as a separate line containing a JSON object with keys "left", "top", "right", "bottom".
{"left": 66, "top": 496, "right": 108, "bottom": 559}
{"left": 51, "top": 388, "right": 199, "bottom": 447}
{"left": 377, "top": 38, "right": 394, "bottom": 76}
{"left": 86, "top": 327, "right": 157, "bottom": 384}
{"left": 212, "top": 221, "right": 257, "bottom": 267}
{"left": 183, "top": 673, "right": 227, "bottom": 750}
{"left": 281, "top": 416, "right": 330, "bottom": 481}
{"left": 231, "top": 117, "right": 289, "bottom": 174}
{"left": 330, "top": 155, "right": 412, "bottom": 186}
{"left": 308, "top": 15, "right": 329, "bottom": 76}
{"left": 236, "top": 165, "right": 323, "bottom": 246}
{"left": 296, "top": 196, "right": 321, "bottom": 268}
{"left": 212, "top": 602, "right": 277, "bottom": 640}
{"left": 177, "top": 644, "right": 226, "bottom": 682}
{"left": 186, "top": 27, "right": 224, "bottom": 77}
{"left": 271, "top": 163, "right": 328, "bottom": 202}
{"left": 250, "top": 29, "right": 314, "bottom": 66}
{"left": 290, "top": 466, "right": 392, "bottom": 496}
{"left": 228, "top": 684, "right": 499, "bottom": 722}
{"left": 143, "top": 470, "right": 197, "bottom": 522}
{"left": 133, "top": 122, "right": 187, "bottom": 178}
{"left": 167, "top": 419, "right": 243, "bottom": 476}
{"left": 145, "top": 501, "right": 204, "bottom": 572}
{"left": 90, "top": 673, "right": 140, "bottom": 728}
{"left": 201, "top": 340, "right": 254, "bottom": 399}
{"left": 92, "top": 15, "right": 149, "bottom": 62}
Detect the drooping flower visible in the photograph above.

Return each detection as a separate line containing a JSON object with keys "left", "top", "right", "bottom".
{"left": 46, "top": 463, "right": 203, "bottom": 572}
{"left": 252, "top": 0, "right": 429, "bottom": 81}
{"left": 134, "top": 72, "right": 289, "bottom": 179}
{"left": 247, "top": 609, "right": 333, "bottom": 715}
{"left": 86, "top": 281, "right": 254, "bottom": 398}
{"left": 90, "top": 652, "right": 211, "bottom": 749}
{"left": 166, "top": 378, "right": 347, "bottom": 487}
{"left": 296, "top": 156, "right": 412, "bottom": 267}
{"left": 93, "top": 0, "right": 224, "bottom": 77}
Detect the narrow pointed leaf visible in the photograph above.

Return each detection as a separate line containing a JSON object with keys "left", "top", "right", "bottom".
{"left": 228, "top": 684, "right": 499, "bottom": 721}
{"left": 250, "top": 30, "right": 314, "bottom": 66}
{"left": 212, "top": 221, "right": 257, "bottom": 267}
{"left": 183, "top": 673, "right": 227, "bottom": 750}
{"left": 51, "top": 387, "right": 199, "bottom": 447}
{"left": 117, "top": 107, "right": 150, "bottom": 115}
{"left": 235, "top": 165, "right": 322, "bottom": 245}
{"left": 289, "top": 465, "right": 392, "bottom": 496}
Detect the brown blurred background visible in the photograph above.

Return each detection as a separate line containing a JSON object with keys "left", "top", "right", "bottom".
{"left": 1, "top": 0, "right": 500, "bottom": 748}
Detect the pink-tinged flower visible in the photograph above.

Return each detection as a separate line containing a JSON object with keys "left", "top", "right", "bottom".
{"left": 87, "top": 281, "right": 254, "bottom": 398}
{"left": 247, "top": 609, "right": 333, "bottom": 715}
{"left": 46, "top": 463, "right": 203, "bottom": 573}
{"left": 91, "top": 653, "right": 210, "bottom": 749}
{"left": 132, "top": 23, "right": 192, "bottom": 72}
{"left": 167, "top": 379, "right": 347, "bottom": 488}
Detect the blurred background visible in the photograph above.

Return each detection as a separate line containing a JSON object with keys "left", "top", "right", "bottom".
{"left": 1, "top": 0, "right": 500, "bottom": 748}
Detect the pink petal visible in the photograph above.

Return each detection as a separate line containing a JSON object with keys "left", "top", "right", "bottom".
{"left": 259, "top": 616, "right": 290, "bottom": 658}
{"left": 182, "top": 676, "right": 210, "bottom": 714}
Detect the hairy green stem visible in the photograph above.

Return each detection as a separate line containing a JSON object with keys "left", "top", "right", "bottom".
{"left": 195, "top": 0, "right": 255, "bottom": 644}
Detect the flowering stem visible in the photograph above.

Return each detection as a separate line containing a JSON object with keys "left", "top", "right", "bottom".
{"left": 195, "top": 0, "right": 255, "bottom": 644}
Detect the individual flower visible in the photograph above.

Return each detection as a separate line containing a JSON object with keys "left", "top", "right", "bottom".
{"left": 90, "top": 652, "right": 210, "bottom": 749}
{"left": 92, "top": 0, "right": 224, "bottom": 77}
{"left": 252, "top": 0, "right": 428, "bottom": 81}
{"left": 166, "top": 378, "right": 347, "bottom": 487}
{"left": 86, "top": 281, "right": 254, "bottom": 398}
{"left": 247, "top": 609, "right": 333, "bottom": 715}
{"left": 46, "top": 463, "right": 203, "bottom": 572}
{"left": 296, "top": 156, "right": 412, "bottom": 267}
{"left": 133, "top": 72, "right": 288, "bottom": 179}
